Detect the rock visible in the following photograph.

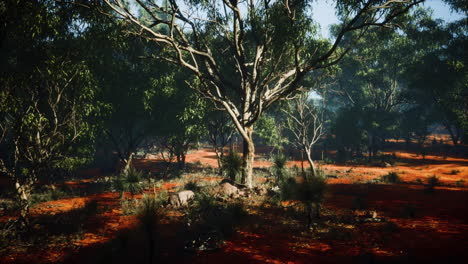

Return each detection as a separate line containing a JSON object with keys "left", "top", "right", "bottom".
{"left": 367, "top": 210, "right": 378, "bottom": 219}
{"left": 357, "top": 211, "right": 386, "bottom": 223}
{"left": 184, "top": 230, "right": 223, "bottom": 252}
{"left": 169, "top": 190, "right": 195, "bottom": 207}
{"left": 215, "top": 182, "right": 239, "bottom": 198}
{"left": 380, "top": 162, "right": 392, "bottom": 168}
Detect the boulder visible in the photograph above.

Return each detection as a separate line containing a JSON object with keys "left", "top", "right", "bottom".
{"left": 169, "top": 190, "right": 195, "bottom": 207}
{"left": 215, "top": 182, "right": 239, "bottom": 197}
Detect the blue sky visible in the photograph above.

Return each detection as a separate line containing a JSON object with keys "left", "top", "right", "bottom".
{"left": 312, "top": 0, "right": 466, "bottom": 38}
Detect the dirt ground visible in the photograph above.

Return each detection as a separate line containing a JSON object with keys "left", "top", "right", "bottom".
{"left": 0, "top": 145, "right": 467, "bottom": 264}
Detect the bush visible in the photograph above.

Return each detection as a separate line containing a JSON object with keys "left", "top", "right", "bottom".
{"left": 0, "top": 220, "right": 18, "bottom": 249}
{"left": 455, "top": 179, "right": 465, "bottom": 187}
{"left": 137, "top": 194, "right": 163, "bottom": 264}
{"left": 278, "top": 176, "right": 327, "bottom": 228}
{"left": 121, "top": 192, "right": 167, "bottom": 216}
{"left": 380, "top": 172, "right": 401, "bottom": 184}
{"left": 184, "top": 180, "right": 200, "bottom": 192}
{"left": 271, "top": 153, "right": 289, "bottom": 182}
{"left": 222, "top": 152, "right": 243, "bottom": 182}
{"left": 113, "top": 167, "right": 144, "bottom": 198}
{"left": 30, "top": 186, "right": 69, "bottom": 205}
{"left": 121, "top": 198, "right": 139, "bottom": 215}
{"left": 450, "top": 169, "right": 460, "bottom": 175}
{"left": 183, "top": 192, "right": 246, "bottom": 251}
{"left": 427, "top": 175, "right": 439, "bottom": 187}
{"left": 425, "top": 175, "right": 440, "bottom": 193}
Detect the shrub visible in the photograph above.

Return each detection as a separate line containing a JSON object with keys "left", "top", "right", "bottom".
{"left": 424, "top": 175, "right": 440, "bottom": 193}
{"left": 121, "top": 198, "right": 139, "bottom": 215}
{"left": 137, "top": 194, "right": 163, "bottom": 263}
{"left": 455, "top": 179, "right": 465, "bottom": 187}
{"left": 450, "top": 169, "right": 460, "bottom": 175}
{"left": 271, "top": 153, "right": 289, "bottom": 182}
{"left": 427, "top": 175, "right": 439, "bottom": 187}
{"left": 380, "top": 172, "right": 401, "bottom": 184}
{"left": 278, "top": 176, "right": 327, "bottom": 228}
{"left": 113, "top": 167, "right": 144, "bottom": 198}
{"left": 0, "top": 220, "right": 18, "bottom": 249}
{"left": 222, "top": 152, "right": 243, "bottom": 182}
{"left": 30, "top": 186, "right": 69, "bottom": 205}
{"left": 184, "top": 180, "right": 200, "bottom": 192}
{"left": 183, "top": 192, "right": 246, "bottom": 251}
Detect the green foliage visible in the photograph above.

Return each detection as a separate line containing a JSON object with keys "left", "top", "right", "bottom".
{"left": 184, "top": 180, "right": 200, "bottom": 192}
{"left": 183, "top": 192, "right": 246, "bottom": 250}
{"left": 277, "top": 175, "right": 327, "bottom": 228}
{"left": 256, "top": 115, "right": 288, "bottom": 151}
{"left": 137, "top": 194, "right": 163, "bottom": 229}
{"left": 279, "top": 176, "right": 327, "bottom": 206}
{"left": 221, "top": 152, "right": 243, "bottom": 182}
{"left": 30, "top": 186, "right": 69, "bottom": 206}
{"left": 332, "top": 107, "right": 367, "bottom": 161}
{"left": 114, "top": 167, "right": 143, "bottom": 198}
{"left": 404, "top": 11, "right": 467, "bottom": 144}
{"left": 271, "top": 153, "right": 288, "bottom": 182}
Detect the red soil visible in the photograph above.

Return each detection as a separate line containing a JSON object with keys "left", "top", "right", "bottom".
{"left": 1, "top": 147, "right": 467, "bottom": 263}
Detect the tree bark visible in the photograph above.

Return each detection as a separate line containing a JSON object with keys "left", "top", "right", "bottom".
{"left": 123, "top": 152, "right": 133, "bottom": 174}
{"left": 304, "top": 147, "right": 316, "bottom": 178}
{"left": 15, "top": 181, "right": 32, "bottom": 227}
{"left": 241, "top": 126, "right": 255, "bottom": 188}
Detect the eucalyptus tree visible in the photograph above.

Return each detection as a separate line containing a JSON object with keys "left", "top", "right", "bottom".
{"left": 83, "top": 17, "right": 165, "bottom": 173}
{"left": 102, "top": 0, "right": 423, "bottom": 188}
{"left": 404, "top": 10, "right": 467, "bottom": 145}
{"left": 205, "top": 106, "right": 235, "bottom": 172}
{"left": 283, "top": 92, "right": 325, "bottom": 176}
{"left": 0, "top": 0, "right": 98, "bottom": 225}
{"left": 151, "top": 70, "right": 207, "bottom": 170}
{"left": 331, "top": 26, "right": 411, "bottom": 159}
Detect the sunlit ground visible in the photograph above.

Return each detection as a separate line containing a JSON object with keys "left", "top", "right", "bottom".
{"left": 1, "top": 144, "right": 467, "bottom": 264}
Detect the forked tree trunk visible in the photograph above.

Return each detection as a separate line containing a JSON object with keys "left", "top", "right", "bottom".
{"left": 241, "top": 126, "right": 255, "bottom": 188}
{"left": 123, "top": 152, "right": 133, "bottom": 174}
{"left": 304, "top": 147, "right": 316, "bottom": 178}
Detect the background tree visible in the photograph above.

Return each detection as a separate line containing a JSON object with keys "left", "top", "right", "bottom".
{"left": 404, "top": 11, "right": 467, "bottom": 145}
{"left": 283, "top": 92, "right": 326, "bottom": 177}
{"left": 330, "top": 26, "right": 412, "bottom": 160}
{"left": 205, "top": 106, "right": 235, "bottom": 173}
{"left": 152, "top": 71, "right": 207, "bottom": 170}
{"left": 81, "top": 11, "right": 169, "bottom": 173}
{"left": 0, "top": 0, "right": 98, "bottom": 225}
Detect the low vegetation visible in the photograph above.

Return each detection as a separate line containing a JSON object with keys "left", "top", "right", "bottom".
{"left": 380, "top": 172, "right": 402, "bottom": 184}
{"left": 0, "top": 0, "right": 466, "bottom": 263}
